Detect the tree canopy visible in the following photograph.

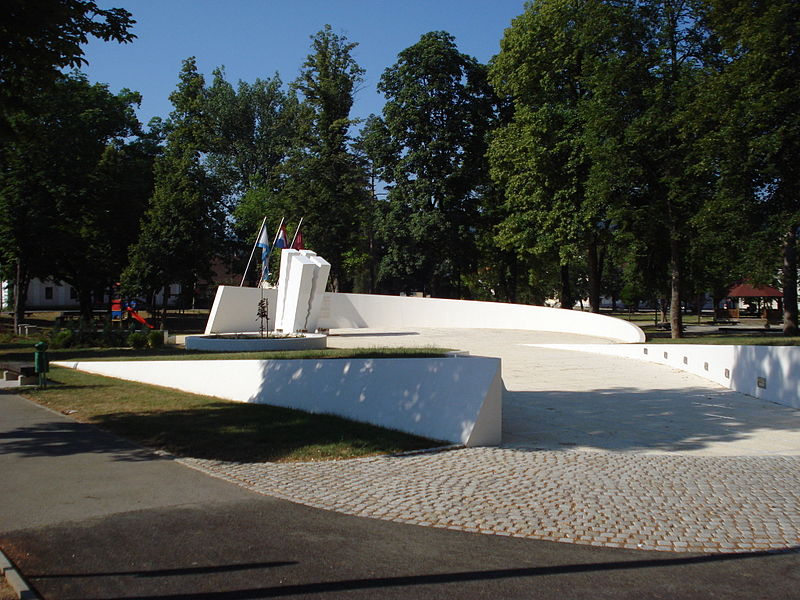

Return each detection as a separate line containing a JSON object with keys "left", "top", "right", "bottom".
{"left": 0, "top": 0, "right": 135, "bottom": 135}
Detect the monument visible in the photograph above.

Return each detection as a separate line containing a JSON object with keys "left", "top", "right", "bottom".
{"left": 185, "top": 248, "right": 330, "bottom": 351}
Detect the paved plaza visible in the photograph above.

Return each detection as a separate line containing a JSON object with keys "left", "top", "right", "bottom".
{"left": 180, "top": 327, "right": 800, "bottom": 554}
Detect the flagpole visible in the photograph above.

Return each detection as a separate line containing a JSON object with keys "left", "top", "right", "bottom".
{"left": 271, "top": 216, "right": 286, "bottom": 247}
{"left": 289, "top": 216, "right": 304, "bottom": 249}
{"left": 240, "top": 216, "right": 267, "bottom": 287}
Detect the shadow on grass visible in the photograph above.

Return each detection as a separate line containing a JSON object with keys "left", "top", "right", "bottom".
{"left": 91, "top": 402, "right": 439, "bottom": 463}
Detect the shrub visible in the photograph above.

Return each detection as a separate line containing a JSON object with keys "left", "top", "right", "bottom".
{"left": 51, "top": 329, "right": 75, "bottom": 349}
{"left": 127, "top": 332, "right": 148, "bottom": 349}
{"left": 147, "top": 330, "right": 164, "bottom": 349}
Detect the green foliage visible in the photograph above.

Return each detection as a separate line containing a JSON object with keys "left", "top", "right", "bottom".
{"left": 205, "top": 69, "right": 305, "bottom": 209}
{"left": 488, "top": 0, "right": 646, "bottom": 312}
{"left": 372, "top": 31, "right": 497, "bottom": 296}
{"left": 122, "top": 58, "right": 224, "bottom": 323}
{"left": 146, "top": 330, "right": 164, "bottom": 349}
{"left": 127, "top": 332, "right": 147, "bottom": 349}
{"left": 278, "top": 25, "right": 370, "bottom": 289}
{"left": 51, "top": 329, "right": 75, "bottom": 349}
{"left": 694, "top": 0, "right": 800, "bottom": 334}
{"left": 0, "top": 0, "right": 135, "bottom": 135}
{"left": 0, "top": 72, "right": 153, "bottom": 320}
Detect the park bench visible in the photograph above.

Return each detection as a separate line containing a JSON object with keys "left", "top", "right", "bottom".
{"left": 0, "top": 362, "right": 37, "bottom": 385}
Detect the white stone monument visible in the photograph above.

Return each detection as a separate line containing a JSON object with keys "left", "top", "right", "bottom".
{"left": 274, "top": 249, "right": 330, "bottom": 333}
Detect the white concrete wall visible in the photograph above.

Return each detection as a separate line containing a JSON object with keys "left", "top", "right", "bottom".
{"left": 531, "top": 343, "right": 800, "bottom": 409}
{"left": 303, "top": 252, "right": 330, "bottom": 332}
{"left": 205, "top": 286, "right": 645, "bottom": 343}
{"left": 205, "top": 286, "right": 278, "bottom": 334}
{"left": 54, "top": 356, "right": 503, "bottom": 446}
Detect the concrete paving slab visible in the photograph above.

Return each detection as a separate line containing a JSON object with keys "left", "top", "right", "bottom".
{"left": 327, "top": 327, "right": 800, "bottom": 456}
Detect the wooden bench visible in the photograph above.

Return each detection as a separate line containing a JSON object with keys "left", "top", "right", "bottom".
{"left": 1, "top": 362, "right": 37, "bottom": 385}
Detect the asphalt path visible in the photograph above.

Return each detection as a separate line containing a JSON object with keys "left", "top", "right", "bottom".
{"left": 2, "top": 393, "right": 799, "bottom": 599}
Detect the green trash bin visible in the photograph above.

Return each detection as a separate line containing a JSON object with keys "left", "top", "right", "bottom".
{"left": 34, "top": 341, "right": 49, "bottom": 388}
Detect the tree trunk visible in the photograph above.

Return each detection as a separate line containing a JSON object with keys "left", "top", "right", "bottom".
{"left": 13, "top": 259, "right": 29, "bottom": 333}
{"left": 587, "top": 237, "right": 601, "bottom": 313}
{"left": 509, "top": 253, "right": 518, "bottom": 304}
{"left": 560, "top": 264, "right": 573, "bottom": 309}
{"left": 669, "top": 236, "right": 683, "bottom": 338}
{"left": 78, "top": 287, "right": 93, "bottom": 322}
{"left": 783, "top": 225, "right": 798, "bottom": 336}
{"left": 160, "top": 284, "right": 169, "bottom": 330}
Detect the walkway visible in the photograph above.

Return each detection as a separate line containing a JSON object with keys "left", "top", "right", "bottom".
{"left": 180, "top": 327, "right": 800, "bottom": 553}
{"left": 5, "top": 393, "right": 799, "bottom": 599}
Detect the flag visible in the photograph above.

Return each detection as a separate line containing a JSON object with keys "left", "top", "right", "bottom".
{"left": 275, "top": 223, "right": 289, "bottom": 250}
{"left": 256, "top": 221, "right": 270, "bottom": 280}
{"left": 291, "top": 227, "right": 304, "bottom": 250}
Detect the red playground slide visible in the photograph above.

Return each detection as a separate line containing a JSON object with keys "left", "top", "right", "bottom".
{"left": 126, "top": 307, "right": 155, "bottom": 329}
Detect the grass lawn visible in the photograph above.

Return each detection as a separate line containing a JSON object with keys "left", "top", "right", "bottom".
{"left": 0, "top": 342, "right": 449, "bottom": 363}
{"left": 1, "top": 342, "right": 447, "bottom": 462}
{"left": 17, "top": 366, "right": 443, "bottom": 462}
{"left": 644, "top": 333, "right": 800, "bottom": 345}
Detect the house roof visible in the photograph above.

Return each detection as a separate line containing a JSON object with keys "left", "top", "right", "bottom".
{"left": 727, "top": 283, "right": 783, "bottom": 298}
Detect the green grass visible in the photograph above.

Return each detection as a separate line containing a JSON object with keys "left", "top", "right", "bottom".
{"left": 0, "top": 343, "right": 449, "bottom": 364}
{"left": 644, "top": 333, "right": 800, "bottom": 346}
{"left": 18, "top": 366, "right": 443, "bottom": 462}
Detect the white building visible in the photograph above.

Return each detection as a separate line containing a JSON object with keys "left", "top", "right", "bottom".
{"left": 1, "top": 278, "right": 181, "bottom": 311}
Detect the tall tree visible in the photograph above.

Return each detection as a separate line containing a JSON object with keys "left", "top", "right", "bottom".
{"left": 284, "top": 25, "right": 370, "bottom": 290}
{"left": 627, "top": 0, "right": 717, "bottom": 337}
{"left": 204, "top": 69, "right": 309, "bottom": 283}
{"left": 205, "top": 69, "right": 305, "bottom": 209}
{"left": 488, "top": 0, "right": 645, "bottom": 313}
{"left": 373, "top": 31, "right": 496, "bottom": 296}
{"left": 123, "top": 58, "right": 223, "bottom": 326}
{"left": 698, "top": 0, "right": 800, "bottom": 335}
{"left": 0, "top": 72, "right": 147, "bottom": 321}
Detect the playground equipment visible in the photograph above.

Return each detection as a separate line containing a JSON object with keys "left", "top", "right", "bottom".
{"left": 126, "top": 306, "right": 154, "bottom": 329}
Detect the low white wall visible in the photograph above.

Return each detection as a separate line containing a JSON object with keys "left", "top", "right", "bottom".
{"left": 531, "top": 343, "right": 800, "bottom": 409}
{"left": 205, "top": 286, "right": 278, "bottom": 334}
{"left": 206, "top": 286, "right": 645, "bottom": 343}
{"left": 185, "top": 333, "right": 327, "bottom": 352}
{"left": 54, "top": 356, "right": 503, "bottom": 447}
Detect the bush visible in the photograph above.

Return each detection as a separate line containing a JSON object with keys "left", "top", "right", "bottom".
{"left": 147, "top": 330, "right": 164, "bottom": 349}
{"left": 51, "top": 329, "right": 75, "bottom": 349}
{"left": 127, "top": 332, "right": 148, "bottom": 349}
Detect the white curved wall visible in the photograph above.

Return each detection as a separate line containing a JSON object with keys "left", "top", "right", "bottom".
{"left": 54, "top": 356, "right": 503, "bottom": 447}
{"left": 532, "top": 343, "right": 800, "bottom": 409}
{"left": 205, "top": 286, "right": 645, "bottom": 343}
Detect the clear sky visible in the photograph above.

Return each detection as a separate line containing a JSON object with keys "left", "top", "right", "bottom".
{"left": 80, "top": 0, "right": 529, "bottom": 128}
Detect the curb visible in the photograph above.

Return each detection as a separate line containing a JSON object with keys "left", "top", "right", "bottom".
{"left": 0, "top": 550, "right": 39, "bottom": 600}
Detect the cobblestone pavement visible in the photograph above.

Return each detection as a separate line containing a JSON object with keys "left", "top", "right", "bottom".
{"left": 180, "top": 447, "right": 800, "bottom": 554}
{"left": 180, "top": 327, "right": 800, "bottom": 554}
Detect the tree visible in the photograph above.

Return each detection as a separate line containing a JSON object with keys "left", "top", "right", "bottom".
{"left": 627, "top": 0, "right": 720, "bottom": 337}
{"left": 372, "top": 31, "right": 496, "bottom": 296}
{"left": 205, "top": 68, "right": 305, "bottom": 208}
{"left": 284, "top": 25, "right": 370, "bottom": 290}
{"left": 123, "top": 58, "right": 224, "bottom": 327}
{"left": 488, "top": 0, "right": 645, "bottom": 313}
{"left": 0, "top": 0, "right": 135, "bottom": 135}
{"left": 697, "top": 0, "right": 800, "bottom": 335}
{"left": 0, "top": 72, "right": 147, "bottom": 321}
{"left": 205, "top": 69, "right": 308, "bottom": 284}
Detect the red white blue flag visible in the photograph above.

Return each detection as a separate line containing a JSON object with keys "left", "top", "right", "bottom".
{"left": 275, "top": 223, "right": 289, "bottom": 250}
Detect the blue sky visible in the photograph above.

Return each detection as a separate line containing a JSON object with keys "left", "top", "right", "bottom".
{"left": 80, "top": 0, "right": 529, "bottom": 127}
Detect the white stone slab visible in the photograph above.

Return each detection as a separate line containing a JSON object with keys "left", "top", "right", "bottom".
{"left": 54, "top": 356, "right": 503, "bottom": 446}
